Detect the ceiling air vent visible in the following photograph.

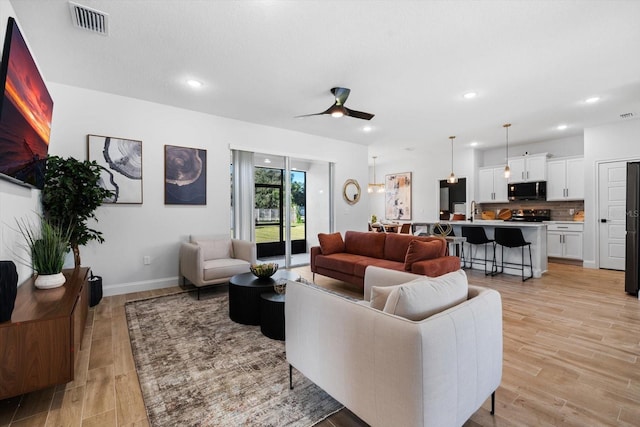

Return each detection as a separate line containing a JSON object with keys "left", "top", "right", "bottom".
{"left": 620, "top": 112, "right": 635, "bottom": 119}
{"left": 69, "top": 2, "right": 109, "bottom": 36}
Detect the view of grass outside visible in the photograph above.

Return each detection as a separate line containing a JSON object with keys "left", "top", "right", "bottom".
{"left": 255, "top": 223, "right": 306, "bottom": 243}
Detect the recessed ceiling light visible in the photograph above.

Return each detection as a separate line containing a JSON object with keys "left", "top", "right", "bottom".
{"left": 186, "top": 79, "right": 203, "bottom": 88}
{"left": 470, "top": 141, "right": 479, "bottom": 147}
{"left": 585, "top": 96, "right": 600, "bottom": 104}
{"left": 362, "top": 126, "right": 372, "bottom": 132}
{"left": 557, "top": 124, "right": 568, "bottom": 130}
{"left": 463, "top": 92, "right": 477, "bottom": 99}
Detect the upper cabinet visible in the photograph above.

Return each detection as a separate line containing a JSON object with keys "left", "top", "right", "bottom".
{"left": 507, "top": 153, "right": 548, "bottom": 183}
{"left": 478, "top": 166, "right": 509, "bottom": 203}
{"left": 547, "top": 157, "right": 584, "bottom": 201}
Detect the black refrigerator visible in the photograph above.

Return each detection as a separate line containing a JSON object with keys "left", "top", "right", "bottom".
{"left": 625, "top": 162, "right": 640, "bottom": 294}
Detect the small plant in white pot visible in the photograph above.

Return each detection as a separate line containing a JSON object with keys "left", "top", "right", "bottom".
{"left": 16, "top": 216, "right": 71, "bottom": 289}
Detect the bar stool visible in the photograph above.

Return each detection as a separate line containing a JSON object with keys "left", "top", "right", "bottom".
{"left": 494, "top": 227, "right": 533, "bottom": 281}
{"left": 461, "top": 226, "right": 497, "bottom": 275}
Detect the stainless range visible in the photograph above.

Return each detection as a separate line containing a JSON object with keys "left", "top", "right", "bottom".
{"left": 505, "top": 209, "right": 551, "bottom": 222}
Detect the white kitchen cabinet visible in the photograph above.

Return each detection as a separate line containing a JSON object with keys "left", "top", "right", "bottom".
{"left": 547, "top": 222, "right": 583, "bottom": 260}
{"left": 478, "top": 166, "right": 509, "bottom": 203}
{"left": 508, "top": 153, "right": 548, "bottom": 183}
{"left": 547, "top": 157, "right": 584, "bottom": 201}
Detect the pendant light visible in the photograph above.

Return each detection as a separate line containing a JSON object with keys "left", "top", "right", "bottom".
{"left": 503, "top": 123, "right": 511, "bottom": 178}
{"left": 368, "top": 156, "right": 385, "bottom": 193}
{"left": 447, "top": 136, "right": 458, "bottom": 184}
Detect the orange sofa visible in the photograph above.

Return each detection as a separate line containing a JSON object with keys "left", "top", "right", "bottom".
{"left": 310, "top": 231, "right": 461, "bottom": 288}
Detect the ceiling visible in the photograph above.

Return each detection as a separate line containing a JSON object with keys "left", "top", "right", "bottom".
{"left": 10, "top": 0, "right": 640, "bottom": 160}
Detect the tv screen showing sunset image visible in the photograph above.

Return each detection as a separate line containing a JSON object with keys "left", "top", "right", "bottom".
{"left": 0, "top": 17, "right": 53, "bottom": 189}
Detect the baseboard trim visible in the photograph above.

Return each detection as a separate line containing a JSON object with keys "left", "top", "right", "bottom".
{"left": 103, "top": 276, "right": 179, "bottom": 297}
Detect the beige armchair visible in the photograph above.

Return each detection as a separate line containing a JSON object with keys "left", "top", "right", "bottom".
{"left": 179, "top": 234, "right": 256, "bottom": 299}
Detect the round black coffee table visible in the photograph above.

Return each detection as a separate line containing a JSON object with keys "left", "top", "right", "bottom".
{"left": 228, "top": 270, "right": 299, "bottom": 325}
{"left": 260, "top": 292, "right": 285, "bottom": 340}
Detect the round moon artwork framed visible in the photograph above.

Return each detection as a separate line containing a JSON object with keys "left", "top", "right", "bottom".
{"left": 164, "top": 144, "right": 207, "bottom": 205}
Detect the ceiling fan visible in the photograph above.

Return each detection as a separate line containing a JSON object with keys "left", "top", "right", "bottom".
{"left": 296, "top": 87, "right": 374, "bottom": 120}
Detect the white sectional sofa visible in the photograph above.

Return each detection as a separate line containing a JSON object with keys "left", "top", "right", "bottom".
{"left": 285, "top": 266, "right": 503, "bottom": 427}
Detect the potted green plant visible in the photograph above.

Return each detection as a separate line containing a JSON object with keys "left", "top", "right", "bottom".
{"left": 16, "top": 216, "right": 71, "bottom": 289}
{"left": 41, "top": 156, "right": 114, "bottom": 267}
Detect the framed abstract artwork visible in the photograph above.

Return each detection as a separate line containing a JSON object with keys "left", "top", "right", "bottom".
{"left": 87, "top": 135, "right": 143, "bottom": 204}
{"left": 385, "top": 172, "right": 411, "bottom": 220}
{"left": 164, "top": 145, "right": 207, "bottom": 205}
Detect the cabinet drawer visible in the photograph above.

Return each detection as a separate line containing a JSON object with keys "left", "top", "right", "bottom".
{"left": 547, "top": 223, "right": 583, "bottom": 232}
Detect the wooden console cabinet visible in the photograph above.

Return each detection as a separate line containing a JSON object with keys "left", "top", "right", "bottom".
{"left": 0, "top": 267, "right": 89, "bottom": 400}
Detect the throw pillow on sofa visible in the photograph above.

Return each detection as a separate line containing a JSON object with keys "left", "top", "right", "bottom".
{"left": 370, "top": 285, "right": 399, "bottom": 310}
{"left": 403, "top": 239, "right": 443, "bottom": 271}
{"left": 369, "top": 276, "right": 425, "bottom": 310}
{"left": 382, "top": 269, "right": 468, "bottom": 321}
{"left": 318, "top": 232, "right": 345, "bottom": 255}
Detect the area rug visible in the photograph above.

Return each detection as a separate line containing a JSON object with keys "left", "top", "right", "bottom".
{"left": 125, "top": 292, "right": 342, "bottom": 427}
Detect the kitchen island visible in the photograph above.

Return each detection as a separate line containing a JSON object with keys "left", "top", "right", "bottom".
{"left": 413, "top": 220, "right": 547, "bottom": 278}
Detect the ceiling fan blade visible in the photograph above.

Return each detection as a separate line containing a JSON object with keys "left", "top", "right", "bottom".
{"left": 294, "top": 112, "right": 328, "bottom": 118}
{"left": 331, "top": 87, "right": 351, "bottom": 105}
{"left": 345, "top": 107, "right": 375, "bottom": 120}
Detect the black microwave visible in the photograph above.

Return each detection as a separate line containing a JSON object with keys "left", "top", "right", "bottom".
{"left": 508, "top": 181, "right": 546, "bottom": 201}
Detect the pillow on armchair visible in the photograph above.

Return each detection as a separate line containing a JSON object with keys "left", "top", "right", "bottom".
{"left": 193, "top": 238, "right": 233, "bottom": 260}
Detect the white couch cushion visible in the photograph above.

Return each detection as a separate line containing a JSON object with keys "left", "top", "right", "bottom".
{"left": 195, "top": 239, "right": 233, "bottom": 260}
{"left": 382, "top": 269, "right": 468, "bottom": 320}
{"left": 202, "top": 258, "right": 249, "bottom": 281}
{"left": 370, "top": 276, "right": 424, "bottom": 310}
{"left": 370, "top": 285, "right": 399, "bottom": 310}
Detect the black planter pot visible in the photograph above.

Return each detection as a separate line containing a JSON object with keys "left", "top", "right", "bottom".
{"left": 0, "top": 261, "right": 18, "bottom": 322}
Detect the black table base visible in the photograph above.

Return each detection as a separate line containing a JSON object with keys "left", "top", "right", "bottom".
{"left": 228, "top": 270, "right": 298, "bottom": 326}
{"left": 260, "top": 292, "right": 285, "bottom": 340}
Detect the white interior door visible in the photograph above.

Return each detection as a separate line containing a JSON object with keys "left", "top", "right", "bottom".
{"left": 598, "top": 161, "right": 628, "bottom": 270}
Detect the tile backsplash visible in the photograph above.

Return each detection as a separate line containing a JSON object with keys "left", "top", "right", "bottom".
{"left": 478, "top": 200, "right": 585, "bottom": 221}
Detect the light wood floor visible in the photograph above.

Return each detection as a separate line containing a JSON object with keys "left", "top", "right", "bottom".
{"left": 1, "top": 263, "right": 638, "bottom": 426}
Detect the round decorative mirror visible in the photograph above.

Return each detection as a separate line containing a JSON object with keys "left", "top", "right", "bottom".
{"left": 343, "top": 179, "right": 361, "bottom": 205}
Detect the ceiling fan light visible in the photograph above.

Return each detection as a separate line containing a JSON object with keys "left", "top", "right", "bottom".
{"left": 331, "top": 110, "right": 344, "bottom": 118}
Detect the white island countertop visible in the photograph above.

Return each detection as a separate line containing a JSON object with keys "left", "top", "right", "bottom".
{"left": 414, "top": 219, "right": 548, "bottom": 228}
{"left": 412, "top": 220, "right": 548, "bottom": 278}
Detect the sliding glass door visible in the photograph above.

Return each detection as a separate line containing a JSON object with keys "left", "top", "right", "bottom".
{"left": 254, "top": 166, "right": 308, "bottom": 257}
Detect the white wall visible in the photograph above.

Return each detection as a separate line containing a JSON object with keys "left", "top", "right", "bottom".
{"left": 583, "top": 118, "right": 640, "bottom": 268}
{"left": 369, "top": 144, "right": 479, "bottom": 222}
{"left": 18, "top": 82, "right": 369, "bottom": 295}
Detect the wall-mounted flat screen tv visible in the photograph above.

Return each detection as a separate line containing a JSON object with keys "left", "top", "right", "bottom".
{"left": 0, "top": 17, "right": 53, "bottom": 189}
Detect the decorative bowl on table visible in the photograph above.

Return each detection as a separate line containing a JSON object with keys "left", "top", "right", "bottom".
{"left": 250, "top": 263, "right": 279, "bottom": 279}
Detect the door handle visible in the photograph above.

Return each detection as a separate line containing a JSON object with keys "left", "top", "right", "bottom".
{"left": 600, "top": 219, "right": 607, "bottom": 223}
